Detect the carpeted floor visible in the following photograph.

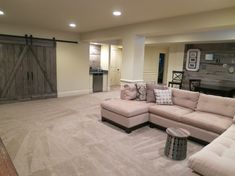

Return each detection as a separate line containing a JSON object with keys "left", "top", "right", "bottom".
{"left": 0, "top": 89, "right": 203, "bottom": 176}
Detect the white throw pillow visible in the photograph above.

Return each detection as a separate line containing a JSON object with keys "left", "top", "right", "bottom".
{"left": 154, "top": 89, "right": 173, "bottom": 105}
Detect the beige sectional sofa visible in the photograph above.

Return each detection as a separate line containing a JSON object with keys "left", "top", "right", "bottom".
{"left": 101, "top": 88, "right": 235, "bottom": 142}
{"left": 101, "top": 88, "right": 235, "bottom": 176}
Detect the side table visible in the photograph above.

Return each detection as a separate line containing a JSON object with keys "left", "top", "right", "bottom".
{"left": 164, "top": 127, "right": 190, "bottom": 160}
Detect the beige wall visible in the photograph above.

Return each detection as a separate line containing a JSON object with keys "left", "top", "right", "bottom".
{"left": 166, "top": 44, "right": 185, "bottom": 84}
{"left": 100, "top": 45, "right": 109, "bottom": 70}
{"left": 57, "top": 42, "right": 89, "bottom": 97}
{"left": 143, "top": 44, "right": 185, "bottom": 85}
{"left": 144, "top": 45, "right": 169, "bottom": 84}
{"left": 100, "top": 44, "right": 110, "bottom": 91}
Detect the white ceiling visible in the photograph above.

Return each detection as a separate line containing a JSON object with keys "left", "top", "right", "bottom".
{"left": 0, "top": 0, "right": 235, "bottom": 33}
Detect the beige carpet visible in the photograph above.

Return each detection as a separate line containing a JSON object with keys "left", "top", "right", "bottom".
{"left": 0, "top": 90, "right": 203, "bottom": 176}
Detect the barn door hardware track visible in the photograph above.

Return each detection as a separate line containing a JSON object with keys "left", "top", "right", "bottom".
{"left": 0, "top": 34, "right": 78, "bottom": 44}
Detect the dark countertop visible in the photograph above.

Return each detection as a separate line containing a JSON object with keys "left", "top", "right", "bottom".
{"left": 89, "top": 69, "right": 108, "bottom": 75}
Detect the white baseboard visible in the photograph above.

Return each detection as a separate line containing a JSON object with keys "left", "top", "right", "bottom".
{"left": 58, "top": 89, "right": 90, "bottom": 97}
{"left": 120, "top": 79, "right": 144, "bottom": 83}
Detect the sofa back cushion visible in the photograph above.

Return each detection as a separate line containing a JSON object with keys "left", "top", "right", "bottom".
{"left": 172, "top": 88, "right": 200, "bottom": 110}
{"left": 196, "top": 94, "right": 235, "bottom": 118}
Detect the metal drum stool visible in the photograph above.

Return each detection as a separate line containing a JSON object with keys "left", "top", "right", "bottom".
{"left": 164, "top": 127, "right": 190, "bottom": 160}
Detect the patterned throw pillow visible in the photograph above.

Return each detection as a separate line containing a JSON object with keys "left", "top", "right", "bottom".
{"left": 121, "top": 84, "right": 137, "bottom": 100}
{"left": 135, "top": 83, "right": 147, "bottom": 101}
{"left": 146, "top": 83, "right": 168, "bottom": 103}
{"left": 154, "top": 89, "right": 173, "bottom": 105}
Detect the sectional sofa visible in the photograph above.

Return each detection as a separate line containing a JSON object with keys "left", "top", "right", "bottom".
{"left": 101, "top": 88, "right": 235, "bottom": 176}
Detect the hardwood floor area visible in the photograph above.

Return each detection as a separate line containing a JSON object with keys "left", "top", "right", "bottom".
{"left": 0, "top": 90, "right": 203, "bottom": 176}
{"left": 0, "top": 138, "right": 18, "bottom": 176}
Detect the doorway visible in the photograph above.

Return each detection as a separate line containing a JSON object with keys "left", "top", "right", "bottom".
{"left": 110, "top": 45, "right": 122, "bottom": 86}
{"left": 157, "top": 53, "right": 165, "bottom": 84}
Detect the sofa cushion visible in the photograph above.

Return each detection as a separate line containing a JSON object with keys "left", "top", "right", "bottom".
{"left": 196, "top": 94, "right": 235, "bottom": 118}
{"left": 188, "top": 124, "right": 235, "bottom": 176}
{"left": 101, "top": 99, "right": 153, "bottom": 117}
{"left": 146, "top": 83, "right": 168, "bottom": 103}
{"left": 182, "top": 111, "right": 233, "bottom": 134}
{"left": 172, "top": 88, "right": 199, "bottom": 110}
{"left": 149, "top": 105, "right": 193, "bottom": 122}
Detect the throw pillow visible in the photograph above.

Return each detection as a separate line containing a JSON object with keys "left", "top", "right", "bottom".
{"left": 154, "top": 89, "right": 173, "bottom": 105}
{"left": 120, "top": 84, "right": 137, "bottom": 100}
{"left": 146, "top": 83, "right": 168, "bottom": 103}
{"left": 136, "top": 83, "right": 147, "bottom": 101}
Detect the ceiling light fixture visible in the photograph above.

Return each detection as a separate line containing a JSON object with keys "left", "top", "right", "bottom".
{"left": 69, "top": 23, "right": 76, "bottom": 28}
{"left": 113, "top": 11, "right": 122, "bottom": 16}
{"left": 0, "top": 10, "right": 4, "bottom": 15}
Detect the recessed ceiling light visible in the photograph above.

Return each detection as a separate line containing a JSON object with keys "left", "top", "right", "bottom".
{"left": 69, "top": 23, "right": 76, "bottom": 28}
{"left": 0, "top": 10, "right": 4, "bottom": 15}
{"left": 113, "top": 11, "right": 122, "bottom": 16}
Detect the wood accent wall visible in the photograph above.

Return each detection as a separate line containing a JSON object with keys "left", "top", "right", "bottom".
{"left": 183, "top": 43, "right": 235, "bottom": 90}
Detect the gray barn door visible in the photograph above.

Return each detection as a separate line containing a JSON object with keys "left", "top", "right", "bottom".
{"left": 28, "top": 46, "right": 57, "bottom": 99}
{"left": 0, "top": 36, "right": 57, "bottom": 103}
{"left": 0, "top": 44, "right": 31, "bottom": 101}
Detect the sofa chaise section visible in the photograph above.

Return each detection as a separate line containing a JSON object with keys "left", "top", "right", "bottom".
{"left": 101, "top": 99, "right": 153, "bottom": 133}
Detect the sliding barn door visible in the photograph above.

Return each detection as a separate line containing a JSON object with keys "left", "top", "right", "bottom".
{"left": 0, "top": 36, "right": 57, "bottom": 103}
{"left": 28, "top": 46, "right": 57, "bottom": 99}
{"left": 0, "top": 44, "right": 31, "bottom": 101}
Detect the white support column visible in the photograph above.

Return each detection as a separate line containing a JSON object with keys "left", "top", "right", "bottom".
{"left": 107, "top": 44, "right": 111, "bottom": 91}
{"left": 121, "top": 34, "right": 145, "bottom": 85}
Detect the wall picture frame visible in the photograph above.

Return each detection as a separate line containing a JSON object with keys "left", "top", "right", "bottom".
{"left": 205, "top": 54, "right": 213, "bottom": 61}
{"left": 186, "top": 49, "right": 201, "bottom": 71}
